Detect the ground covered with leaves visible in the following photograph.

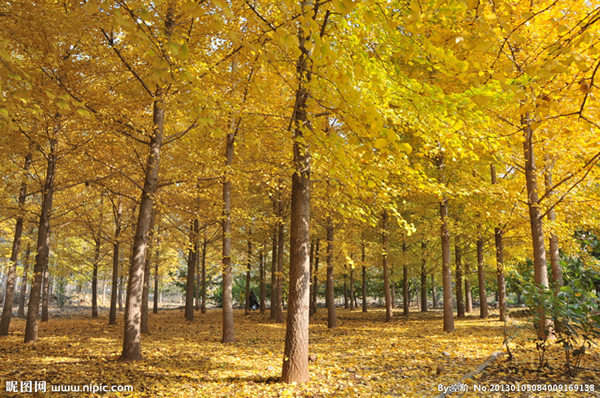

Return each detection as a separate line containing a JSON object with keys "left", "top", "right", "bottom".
{"left": 0, "top": 307, "right": 598, "bottom": 397}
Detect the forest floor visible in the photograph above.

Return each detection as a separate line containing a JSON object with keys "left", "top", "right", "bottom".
{"left": 0, "top": 307, "right": 599, "bottom": 397}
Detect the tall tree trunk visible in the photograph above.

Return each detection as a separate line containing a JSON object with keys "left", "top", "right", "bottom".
{"left": 92, "top": 237, "right": 101, "bottom": 318}
{"left": 544, "top": 157, "right": 563, "bottom": 290}
{"left": 382, "top": 211, "right": 393, "bottom": 322}
{"left": 222, "top": 120, "right": 235, "bottom": 343}
{"left": 455, "top": 237, "right": 465, "bottom": 318}
{"left": 244, "top": 235, "right": 252, "bottom": 315}
{"left": 438, "top": 155, "right": 454, "bottom": 333}
{"left": 310, "top": 239, "right": 319, "bottom": 316}
{"left": 25, "top": 138, "right": 57, "bottom": 343}
{"left": 18, "top": 244, "right": 31, "bottom": 319}
{"left": 186, "top": 220, "right": 197, "bottom": 322}
{"left": 201, "top": 232, "right": 207, "bottom": 314}
{"left": 259, "top": 246, "right": 266, "bottom": 314}
{"left": 280, "top": 6, "right": 316, "bottom": 380}
{"left": 121, "top": 85, "right": 167, "bottom": 360}
{"left": 523, "top": 118, "right": 552, "bottom": 336}
{"left": 325, "top": 217, "right": 336, "bottom": 328}
{"left": 109, "top": 201, "right": 122, "bottom": 325}
{"left": 491, "top": 165, "right": 508, "bottom": 322}
{"left": 270, "top": 223, "right": 278, "bottom": 320}
{"left": 0, "top": 153, "right": 31, "bottom": 335}
{"left": 361, "top": 242, "right": 367, "bottom": 313}
{"left": 420, "top": 242, "right": 427, "bottom": 313}
{"left": 477, "top": 237, "right": 489, "bottom": 318}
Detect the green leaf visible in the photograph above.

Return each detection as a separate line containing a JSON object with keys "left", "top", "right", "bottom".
{"left": 76, "top": 108, "right": 91, "bottom": 118}
{"left": 57, "top": 102, "right": 70, "bottom": 110}
{"left": 0, "top": 108, "right": 8, "bottom": 118}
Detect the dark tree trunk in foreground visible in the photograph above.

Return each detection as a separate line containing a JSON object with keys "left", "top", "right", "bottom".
{"left": 325, "top": 217, "right": 336, "bottom": 328}
{"left": 109, "top": 201, "right": 122, "bottom": 325}
{"left": 382, "top": 211, "right": 393, "bottom": 322}
{"left": 0, "top": 153, "right": 31, "bottom": 336}
{"left": 25, "top": 138, "right": 57, "bottom": 343}
{"left": 18, "top": 244, "right": 31, "bottom": 319}
{"left": 361, "top": 242, "right": 367, "bottom": 312}
{"left": 477, "top": 237, "right": 489, "bottom": 318}
{"left": 491, "top": 165, "right": 508, "bottom": 322}
{"left": 121, "top": 90, "right": 167, "bottom": 360}
{"left": 281, "top": 5, "right": 319, "bottom": 381}
{"left": 438, "top": 155, "right": 454, "bottom": 333}
{"left": 455, "top": 237, "right": 464, "bottom": 318}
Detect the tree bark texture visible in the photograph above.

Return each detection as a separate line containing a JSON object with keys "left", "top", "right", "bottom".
{"left": 361, "top": 242, "right": 367, "bottom": 313}
{"left": 381, "top": 211, "right": 393, "bottom": 322}
{"left": 121, "top": 91, "right": 166, "bottom": 360}
{"left": 25, "top": 138, "right": 57, "bottom": 343}
{"left": 438, "top": 155, "right": 454, "bottom": 333}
